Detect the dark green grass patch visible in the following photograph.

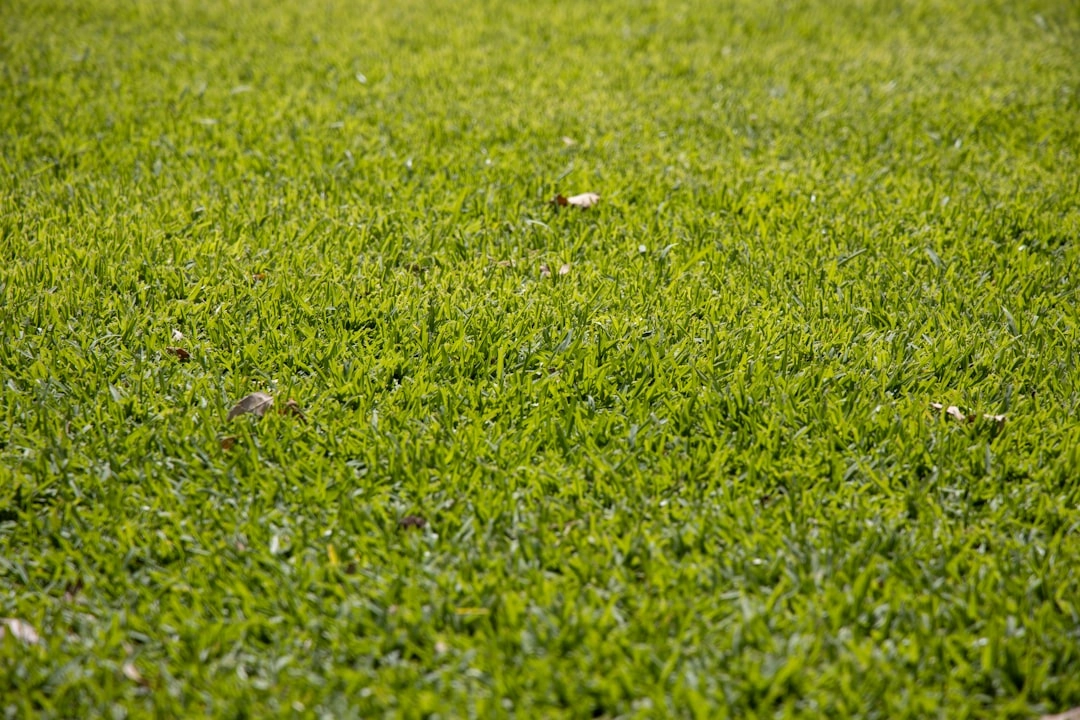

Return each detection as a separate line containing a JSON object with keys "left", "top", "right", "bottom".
{"left": 2, "top": 0, "right": 1079, "bottom": 717}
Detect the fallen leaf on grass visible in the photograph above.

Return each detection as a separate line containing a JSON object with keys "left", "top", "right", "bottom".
{"left": 227, "top": 392, "right": 274, "bottom": 420}
{"left": 552, "top": 192, "right": 600, "bottom": 209}
{"left": 930, "top": 402, "right": 973, "bottom": 423}
{"left": 944, "top": 405, "right": 972, "bottom": 423}
{"left": 0, "top": 618, "right": 40, "bottom": 645}
{"left": 540, "top": 263, "right": 571, "bottom": 279}
{"left": 220, "top": 436, "right": 237, "bottom": 451}
{"left": 252, "top": 273, "right": 267, "bottom": 282}
{"left": 122, "top": 662, "right": 148, "bottom": 686}
{"left": 279, "top": 399, "right": 306, "bottom": 422}
{"left": 931, "top": 403, "right": 1006, "bottom": 426}
{"left": 398, "top": 515, "right": 427, "bottom": 530}
{"left": 165, "top": 347, "right": 191, "bottom": 361}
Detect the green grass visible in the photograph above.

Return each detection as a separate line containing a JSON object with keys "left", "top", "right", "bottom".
{"left": 2, "top": 0, "right": 1079, "bottom": 716}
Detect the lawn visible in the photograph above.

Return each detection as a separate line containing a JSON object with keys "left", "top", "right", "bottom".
{"left": 2, "top": 0, "right": 1079, "bottom": 716}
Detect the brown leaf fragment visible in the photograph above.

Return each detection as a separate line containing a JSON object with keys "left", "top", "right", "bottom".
{"left": 227, "top": 392, "right": 274, "bottom": 420}
{"left": 946, "top": 406, "right": 972, "bottom": 422}
{"left": 0, "top": 618, "right": 40, "bottom": 645}
{"left": 278, "top": 399, "right": 306, "bottom": 422}
{"left": 398, "top": 515, "right": 427, "bottom": 530}
{"left": 165, "top": 346, "right": 191, "bottom": 361}
{"left": 220, "top": 436, "right": 237, "bottom": 451}
{"left": 930, "top": 402, "right": 973, "bottom": 423}
{"left": 252, "top": 273, "right": 267, "bottom": 282}
{"left": 122, "top": 662, "right": 148, "bottom": 686}
{"left": 565, "top": 192, "right": 600, "bottom": 209}
{"left": 551, "top": 194, "right": 569, "bottom": 207}
{"left": 558, "top": 263, "right": 571, "bottom": 276}
{"left": 1043, "top": 708, "right": 1080, "bottom": 720}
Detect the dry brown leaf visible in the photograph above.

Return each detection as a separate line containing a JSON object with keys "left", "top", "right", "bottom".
{"left": 252, "top": 273, "right": 267, "bottom": 282}
{"left": 930, "top": 402, "right": 973, "bottom": 423}
{"left": 1042, "top": 708, "right": 1080, "bottom": 720}
{"left": 165, "top": 347, "right": 191, "bottom": 361}
{"left": 552, "top": 192, "right": 600, "bottom": 209}
{"left": 0, "top": 618, "right": 40, "bottom": 645}
{"left": 398, "top": 515, "right": 427, "bottom": 530}
{"left": 220, "top": 436, "right": 237, "bottom": 451}
{"left": 946, "top": 406, "right": 972, "bottom": 422}
{"left": 558, "top": 263, "right": 571, "bottom": 276}
{"left": 122, "top": 662, "right": 147, "bottom": 686}
{"left": 279, "top": 399, "right": 306, "bottom": 422}
{"left": 567, "top": 192, "right": 599, "bottom": 208}
{"left": 227, "top": 392, "right": 273, "bottom": 421}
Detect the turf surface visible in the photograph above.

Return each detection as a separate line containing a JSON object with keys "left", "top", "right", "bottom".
{"left": 2, "top": 0, "right": 1079, "bottom": 717}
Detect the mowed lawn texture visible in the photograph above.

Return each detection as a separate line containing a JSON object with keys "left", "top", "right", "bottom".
{"left": 2, "top": 0, "right": 1079, "bottom": 716}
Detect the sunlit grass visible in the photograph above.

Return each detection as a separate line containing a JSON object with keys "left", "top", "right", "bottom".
{"left": 2, "top": 0, "right": 1079, "bottom": 716}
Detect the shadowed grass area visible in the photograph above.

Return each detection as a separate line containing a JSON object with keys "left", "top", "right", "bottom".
{"left": 2, "top": 0, "right": 1079, "bottom": 716}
